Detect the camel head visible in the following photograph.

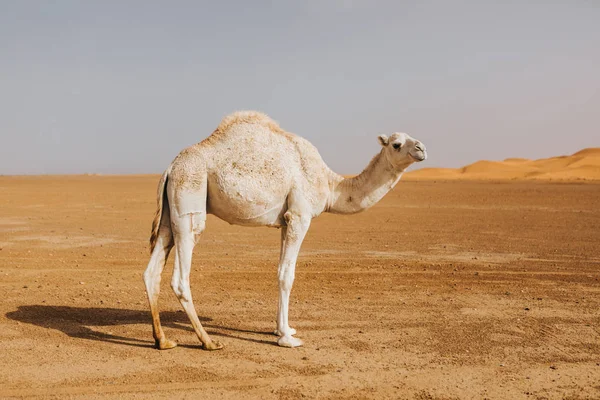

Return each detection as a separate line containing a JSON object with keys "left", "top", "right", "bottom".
{"left": 378, "top": 132, "right": 427, "bottom": 168}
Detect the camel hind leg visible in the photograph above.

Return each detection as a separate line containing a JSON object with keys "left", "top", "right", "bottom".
{"left": 170, "top": 209, "right": 223, "bottom": 350}
{"left": 143, "top": 222, "right": 176, "bottom": 350}
{"left": 168, "top": 172, "right": 223, "bottom": 351}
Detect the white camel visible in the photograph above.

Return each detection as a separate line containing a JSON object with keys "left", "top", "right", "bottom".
{"left": 143, "top": 111, "right": 427, "bottom": 350}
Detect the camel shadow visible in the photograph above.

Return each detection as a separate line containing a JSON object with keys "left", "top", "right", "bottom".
{"left": 5, "top": 305, "right": 277, "bottom": 348}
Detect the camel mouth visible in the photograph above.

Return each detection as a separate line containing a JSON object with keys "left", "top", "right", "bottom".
{"left": 409, "top": 152, "right": 426, "bottom": 162}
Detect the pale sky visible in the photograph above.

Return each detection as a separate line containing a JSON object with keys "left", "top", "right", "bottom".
{"left": 1, "top": 1, "right": 598, "bottom": 175}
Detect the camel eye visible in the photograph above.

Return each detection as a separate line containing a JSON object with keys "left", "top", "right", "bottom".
{"left": 392, "top": 143, "right": 401, "bottom": 150}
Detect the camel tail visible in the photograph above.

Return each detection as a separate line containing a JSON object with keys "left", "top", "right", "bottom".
{"left": 149, "top": 168, "right": 171, "bottom": 254}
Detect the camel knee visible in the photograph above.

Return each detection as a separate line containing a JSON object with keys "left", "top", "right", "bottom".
{"left": 279, "top": 278, "right": 293, "bottom": 291}
{"left": 284, "top": 211, "right": 310, "bottom": 226}
{"left": 278, "top": 268, "right": 295, "bottom": 291}
{"left": 283, "top": 211, "right": 310, "bottom": 238}
{"left": 170, "top": 277, "right": 183, "bottom": 297}
{"left": 171, "top": 278, "right": 192, "bottom": 301}
{"left": 171, "top": 283, "right": 190, "bottom": 301}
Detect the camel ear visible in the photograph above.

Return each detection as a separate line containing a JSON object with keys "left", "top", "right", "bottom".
{"left": 378, "top": 135, "right": 389, "bottom": 147}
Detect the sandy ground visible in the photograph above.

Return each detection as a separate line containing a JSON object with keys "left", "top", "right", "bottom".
{"left": 1, "top": 175, "right": 599, "bottom": 399}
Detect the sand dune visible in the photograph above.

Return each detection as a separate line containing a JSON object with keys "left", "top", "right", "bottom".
{"left": 406, "top": 148, "right": 600, "bottom": 181}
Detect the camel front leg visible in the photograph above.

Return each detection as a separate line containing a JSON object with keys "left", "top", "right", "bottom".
{"left": 274, "top": 225, "right": 297, "bottom": 336}
{"left": 277, "top": 210, "right": 310, "bottom": 348}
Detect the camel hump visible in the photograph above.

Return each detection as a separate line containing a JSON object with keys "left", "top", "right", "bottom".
{"left": 213, "top": 111, "right": 285, "bottom": 137}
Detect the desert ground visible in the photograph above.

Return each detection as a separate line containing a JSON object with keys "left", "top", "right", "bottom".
{"left": 1, "top": 157, "right": 599, "bottom": 398}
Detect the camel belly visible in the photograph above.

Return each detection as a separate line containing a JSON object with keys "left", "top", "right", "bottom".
{"left": 208, "top": 202, "right": 285, "bottom": 227}
{"left": 206, "top": 173, "right": 289, "bottom": 226}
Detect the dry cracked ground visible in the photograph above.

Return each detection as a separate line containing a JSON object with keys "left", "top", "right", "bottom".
{"left": 0, "top": 176, "right": 599, "bottom": 399}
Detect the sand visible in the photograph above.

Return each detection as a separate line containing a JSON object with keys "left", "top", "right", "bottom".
{"left": 1, "top": 174, "right": 599, "bottom": 399}
{"left": 405, "top": 147, "right": 600, "bottom": 181}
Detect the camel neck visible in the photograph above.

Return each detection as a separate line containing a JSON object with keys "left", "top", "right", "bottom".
{"left": 326, "top": 150, "right": 405, "bottom": 214}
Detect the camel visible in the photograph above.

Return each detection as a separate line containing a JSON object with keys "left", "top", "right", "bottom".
{"left": 143, "top": 111, "right": 427, "bottom": 350}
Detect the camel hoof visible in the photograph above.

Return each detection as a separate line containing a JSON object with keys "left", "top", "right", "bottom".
{"left": 155, "top": 338, "right": 178, "bottom": 350}
{"left": 278, "top": 335, "right": 303, "bottom": 348}
{"left": 202, "top": 340, "right": 224, "bottom": 351}
{"left": 274, "top": 328, "right": 297, "bottom": 336}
